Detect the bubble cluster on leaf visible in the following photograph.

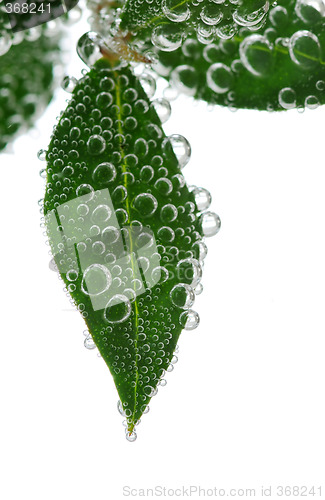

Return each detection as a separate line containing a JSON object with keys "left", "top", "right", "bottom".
{"left": 43, "top": 59, "right": 220, "bottom": 438}
{"left": 153, "top": 0, "right": 325, "bottom": 111}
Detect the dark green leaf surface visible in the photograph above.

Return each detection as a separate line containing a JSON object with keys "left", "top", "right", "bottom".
{"left": 120, "top": 0, "right": 269, "bottom": 48}
{"left": 44, "top": 61, "right": 213, "bottom": 436}
{"left": 154, "top": 0, "right": 325, "bottom": 110}
{"left": 0, "top": 32, "right": 60, "bottom": 151}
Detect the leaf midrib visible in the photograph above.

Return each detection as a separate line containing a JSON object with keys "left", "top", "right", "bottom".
{"left": 114, "top": 71, "right": 140, "bottom": 434}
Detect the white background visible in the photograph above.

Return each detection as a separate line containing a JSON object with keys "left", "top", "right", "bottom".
{"left": 1, "top": 11, "right": 325, "bottom": 500}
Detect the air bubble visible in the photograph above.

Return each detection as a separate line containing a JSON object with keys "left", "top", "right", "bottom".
{"left": 81, "top": 264, "right": 112, "bottom": 296}
{"left": 289, "top": 30, "right": 320, "bottom": 69}
{"left": 192, "top": 187, "right": 212, "bottom": 211}
{"left": 151, "top": 24, "right": 184, "bottom": 52}
{"left": 87, "top": 134, "right": 106, "bottom": 155}
{"left": 151, "top": 98, "right": 171, "bottom": 123}
{"left": 240, "top": 35, "right": 273, "bottom": 76}
{"left": 200, "top": 211, "right": 221, "bottom": 237}
{"left": 207, "top": 63, "right": 234, "bottom": 94}
{"left": 170, "top": 283, "right": 195, "bottom": 308}
{"left": 278, "top": 87, "right": 296, "bottom": 110}
{"left": 76, "top": 184, "right": 94, "bottom": 201}
{"left": 61, "top": 76, "right": 78, "bottom": 93}
{"left": 125, "top": 430, "right": 137, "bottom": 442}
{"left": 77, "top": 31, "right": 105, "bottom": 68}
{"left": 295, "top": 0, "right": 325, "bottom": 23}
{"left": 177, "top": 258, "right": 202, "bottom": 286}
{"left": 139, "top": 73, "right": 156, "bottom": 98}
{"left": 84, "top": 335, "right": 96, "bottom": 350}
{"left": 91, "top": 204, "right": 112, "bottom": 224}
{"left": 163, "top": 134, "right": 191, "bottom": 168}
{"left": 305, "top": 95, "right": 319, "bottom": 109}
{"left": 162, "top": 0, "right": 191, "bottom": 23}
{"left": 117, "top": 400, "right": 125, "bottom": 416}
{"left": 171, "top": 65, "right": 198, "bottom": 96}
{"left": 37, "top": 149, "right": 47, "bottom": 161}
{"left": 104, "top": 294, "right": 131, "bottom": 323}
{"left": 133, "top": 193, "right": 158, "bottom": 217}
{"left": 160, "top": 204, "right": 178, "bottom": 223}
{"left": 92, "top": 162, "right": 117, "bottom": 185}
{"left": 0, "top": 32, "right": 12, "bottom": 56}
{"left": 200, "top": 4, "right": 223, "bottom": 25}
{"left": 233, "top": 1, "right": 269, "bottom": 27}
{"left": 180, "top": 309, "right": 200, "bottom": 330}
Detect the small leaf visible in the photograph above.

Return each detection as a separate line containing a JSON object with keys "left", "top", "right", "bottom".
{"left": 152, "top": 0, "right": 325, "bottom": 110}
{"left": 0, "top": 31, "right": 61, "bottom": 152}
{"left": 120, "top": 0, "right": 269, "bottom": 49}
{"left": 43, "top": 60, "right": 219, "bottom": 438}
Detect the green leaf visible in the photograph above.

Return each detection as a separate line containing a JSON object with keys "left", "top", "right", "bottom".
{"left": 0, "top": 32, "right": 61, "bottom": 152}
{"left": 43, "top": 60, "right": 219, "bottom": 438}
{"left": 120, "top": 0, "right": 269, "bottom": 48}
{"left": 152, "top": 0, "right": 325, "bottom": 110}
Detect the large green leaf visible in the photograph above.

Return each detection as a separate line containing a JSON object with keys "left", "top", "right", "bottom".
{"left": 43, "top": 59, "right": 219, "bottom": 439}
{"left": 120, "top": 0, "right": 269, "bottom": 49}
{"left": 0, "top": 31, "right": 61, "bottom": 152}
{"left": 152, "top": 0, "right": 325, "bottom": 110}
